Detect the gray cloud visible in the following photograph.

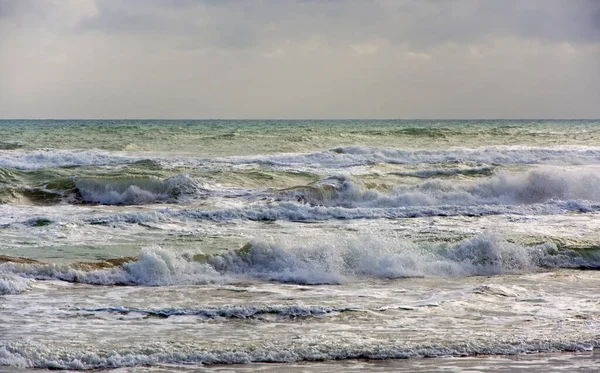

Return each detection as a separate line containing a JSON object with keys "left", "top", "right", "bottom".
{"left": 71, "top": 0, "right": 600, "bottom": 49}
{"left": 0, "top": 0, "right": 48, "bottom": 20}
{"left": 0, "top": 0, "right": 599, "bottom": 119}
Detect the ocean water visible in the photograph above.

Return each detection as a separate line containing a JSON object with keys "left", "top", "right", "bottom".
{"left": 1, "top": 119, "right": 600, "bottom": 371}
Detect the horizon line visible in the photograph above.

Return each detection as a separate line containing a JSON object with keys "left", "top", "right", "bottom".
{"left": 1, "top": 118, "right": 599, "bottom": 121}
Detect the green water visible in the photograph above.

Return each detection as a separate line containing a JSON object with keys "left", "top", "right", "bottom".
{"left": 2, "top": 119, "right": 599, "bottom": 156}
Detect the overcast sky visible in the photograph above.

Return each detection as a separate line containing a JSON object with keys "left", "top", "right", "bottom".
{"left": 1, "top": 0, "right": 599, "bottom": 119}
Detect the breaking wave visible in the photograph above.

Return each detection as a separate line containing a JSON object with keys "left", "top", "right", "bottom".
{"left": 5, "top": 146, "right": 600, "bottom": 175}
{"left": 0, "top": 174, "right": 204, "bottom": 206}
{"left": 0, "top": 149, "right": 140, "bottom": 170}
{"left": 1, "top": 235, "right": 599, "bottom": 287}
{"left": 0, "top": 273, "right": 31, "bottom": 295}
{"left": 1, "top": 337, "right": 597, "bottom": 370}
{"left": 173, "top": 200, "right": 597, "bottom": 222}
{"left": 327, "top": 145, "right": 600, "bottom": 166}
{"left": 74, "top": 174, "right": 203, "bottom": 205}
{"left": 281, "top": 171, "right": 600, "bottom": 208}
{"left": 200, "top": 145, "right": 600, "bottom": 172}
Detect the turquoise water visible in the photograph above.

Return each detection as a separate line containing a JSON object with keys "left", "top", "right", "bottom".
{"left": 1, "top": 120, "right": 600, "bottom": 370}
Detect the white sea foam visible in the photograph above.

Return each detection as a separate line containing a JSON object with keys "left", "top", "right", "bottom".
{"left": 166, "top": 170, "right": 600, "bottom": 222}
{"left": 5, "top": 122, "right": 600, "bottom": 372}
{"left": 5, "top": 146, "right": 600, "bottom": 173}
{"left": 3, "top": 193, "right": 581, "bottom": 228}
{"left": 208, "top": 235, "right": 554, "bottom": 283}
{"left": 76, "top": 304, "right": 346, "bottom": 318}
{"left": 0, "top": 149, "right": 140, "bottom": 170}
{"left": 1, "top": 235, "right": 597, "bottom": 287}
{"left": 1, "top": 338, "right": 597, "bottom": 370}
{"left": 0, "top": 246, "right": 222, "bottom": 286}
{"left": 96, "top": 198, "right": 597, "bottom": 224}
{"left": 329, "top": 145, "right": 600, "bottom": 166}
{"left": 282, "top": 171, "right": 600, "bottom": 209}
{"left": 74, "top": 174, "right": 203, "bottom": 205}
{"left": 204, "top": 145, "right": 600, "bottom": 172}
{"left": 0, "top": 273, "right": 31, "bottom": 295}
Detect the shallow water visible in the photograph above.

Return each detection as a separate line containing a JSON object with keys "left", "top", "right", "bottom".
{"left": 1, "top": 120, "right": 600, "bottom": 371}
{"left": 119, "top": 352, "right": 600, "bottom": 373}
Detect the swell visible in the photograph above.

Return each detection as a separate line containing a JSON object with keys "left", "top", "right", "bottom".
{"left": 73, "top": 174, "right": 202, "bottom": 205}
{"left": 0, "top": 173, "right": 203, "bottom": 206}
{"left": 388, "top": 165, "right": 495, "bottom": 178}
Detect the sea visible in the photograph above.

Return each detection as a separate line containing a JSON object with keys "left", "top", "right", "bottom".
{"left": 0, "top": 119, "right": 599, "bottom": 372}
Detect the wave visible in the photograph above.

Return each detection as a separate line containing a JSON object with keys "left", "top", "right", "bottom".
{"left": 207, "top": 235, "right": 600, "bottom": 284}
{"left": 0, "top": 187, "right": 66, "bottom": 205}
{"left": 328, "top": 145, "right": 600, "bottom": 166}
{"left": 0, "top": 149, "right": 141, "bottom": 170}
{"left": 279, "top": 171, "right": 600, "bottom": 209}
{"left": 77, "top": 302, "right": 442, "bottom": 320}
{"left": 0, "top": 273, "right": 31, "bottom": 295}
{"left": 74, "top": 174, "right": 203, "bottom": 205}
{"left": 0, "top": 174, "right": 205, "bottom": 206}
{"left": 5, "top": 146, "right": 600, "bottom": 175}
{"left": 0, "top": 141, "right": 22, "bottom": 150}
{"left": 0, "top": 248, "right": 219, "bottom": 286}
{"left": 1, "top": 235, "right": 599, "bottom": 287}
{"left": 388, "top": 165, "right": 495, "bottom": 178}
{"left": 1, "top": 337, "right": 597, "bottom": 370}
{"left": 3, "top": 198, "right": 593, "bottom": 229}
{"left": 76, "top": 304, "right": 349, "bottom": 319}
{"left": 174, "top": 200, "right": 598, "bottom": 222}
{"left": 201, "top": 146, "right": 600, "bottom": 172}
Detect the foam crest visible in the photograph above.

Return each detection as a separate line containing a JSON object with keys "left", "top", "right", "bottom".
{"left": 0, "top": 247, "right": 222, "bottom": 286}
{"left": 3, "top": 235, "right": 597, "bottom": 287}
{"left": 74, "top": 174, "right": 202, "bottom": 205}
{"left": 77, "top": 304, "right": 345, "bottom": 319}
{"left": 330, "top": 145, "right": 600, "bottom": 166}
{"left": 176, "top": 200, "right": 597, "bottom": 222}
{"left": 0, "top": 150, "right": 140, "bottom": 170}
{"left": 389, "top": 165, "right": 494, "bottom": 178}
{"left": 210, "top": 235, "right": 552, "bottom": 283}
{"left": 1, "top": 338, "right": 597, "bottom": 370}
{"left": 213, "top": 146, "right": 600, "bottom": 172}
{"left": 282, "top": 171, "right": 600, "bottom": 209}
{"left": 0, "top": 274, "right": 31, "bottom": 295}
{"left": 123, "top": 247, "right": 221, "bottom": 285}
{"left": 5, "top": 146, "right": 600, "bottom": 175}
{"left": 474, "top": 170, "right": 600, "bottom": 203}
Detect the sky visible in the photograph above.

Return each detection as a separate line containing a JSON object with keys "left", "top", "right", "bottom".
{"left": 0, "top": 0, "right": 599, "bottom": 119}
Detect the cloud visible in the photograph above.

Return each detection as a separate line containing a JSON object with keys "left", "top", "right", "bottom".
{"left": 0, "top": 0, "right": 599, "bottom": 119}
{"left": 350, "top": 41, "right": 382, "bottom": 56}
{"left": 4, "top": 1, "right": 599, "bottom": 52}
{"left": 67, "top": 0, "right": 600, "bottom": 49}
{"left": 407, "top": 51, "right": 432, "bottom": 61}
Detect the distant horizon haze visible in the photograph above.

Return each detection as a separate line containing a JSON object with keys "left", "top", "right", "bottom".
{"left": 1, "top": 0, "right": 599, "bottom": 119}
